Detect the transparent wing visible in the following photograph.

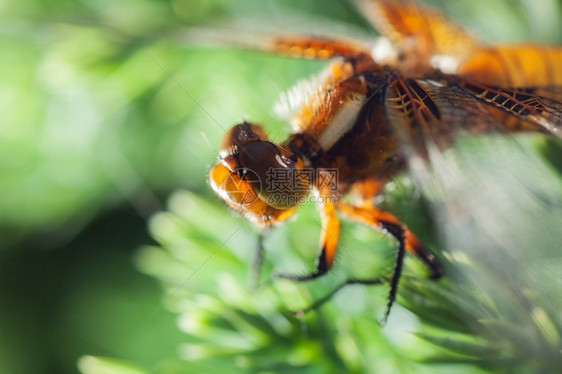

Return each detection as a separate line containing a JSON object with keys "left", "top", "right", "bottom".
{"left": 384, "top": 77, "right": 502, "bottom": 160}
{"left": 354, "top": 0, "right": 480, "bottom": 71}
{"left": 181, "top": 27, "right": 373, "bottom": 60}
{"left": 384, "top": 75, "right": 562, "bottom": 363}
{"left": 534, "top": 86, "right": 562, "bottom": 102}
{"left": 456, "top": 79, "right": 562, "bottom": 138}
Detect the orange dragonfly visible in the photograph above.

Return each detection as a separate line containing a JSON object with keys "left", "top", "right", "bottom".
{"left": 208, "top": 0, "right": 562, "bottom": 320}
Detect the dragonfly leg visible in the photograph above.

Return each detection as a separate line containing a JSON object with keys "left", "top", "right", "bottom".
{"left": 249, "top": 228, "right": 269, "bottom": 290}
{"left": 338, "top": 202, "right": 444, "bottom": 322}
{"left": 346, "top": 177, "right": 445, "bottom": 279}
{"left": 274, "top": 201, "right": 340, "bottom": 281}
{"left": 290, "top": 277, "right": 384, "bottom": 317}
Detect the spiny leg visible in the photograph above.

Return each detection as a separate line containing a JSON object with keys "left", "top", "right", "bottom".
{"left": 272, "top": 197, "right": 391, "bottom": 321}
{"left": 249, "top": 228, "right": 269, "bottom": 290}
{"left": 338, "top": 203, "right": 444, "bottom": 322}
{"left": 292, "top": 277, "right": 384, "bottom": 318}
{"left": 274, "top": 201, "right": 339, "bottom": 281}
{"left": 275, "top": 179, "right": 443, "bottom": 321}
{"left": 377, "top": 220, "right": 406, "bottom": 325}
{"left": 273, "top": 197, "right": 408, "bottom": 323}
{"left": 290, "top": 216, "right": 406, "bottom": 325}
{"left": 347, "top": 179, "right": 444, "bottom": 278}
{"left": 348, "top": 180, "right": 408, "bottom": 315}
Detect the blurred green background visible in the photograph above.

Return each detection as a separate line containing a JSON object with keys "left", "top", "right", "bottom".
{"left": 1, "top": 0, "right": 561, "bottom": 373}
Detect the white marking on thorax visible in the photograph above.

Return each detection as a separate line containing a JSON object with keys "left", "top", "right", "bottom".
{"left": 318, "top": 96, "right": 366, "bottom": 151}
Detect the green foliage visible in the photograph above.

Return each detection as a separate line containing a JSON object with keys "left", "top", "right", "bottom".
{"left": 78, "top": 356, "right": 149, "bottom": 374}
{"left": 134, "top": 191, "right": 485, "bottom": 374}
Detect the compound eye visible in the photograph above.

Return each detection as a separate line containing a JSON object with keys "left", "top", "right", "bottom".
{"left": 219, "top": 122, "right": 268, "bottom": 157}
{"left": 239, "top": 141, "right": 309, "bottom": 209}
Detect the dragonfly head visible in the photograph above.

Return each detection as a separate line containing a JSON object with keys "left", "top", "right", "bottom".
{"left": 209, "top": 121, "right": 310, "bottom": 225}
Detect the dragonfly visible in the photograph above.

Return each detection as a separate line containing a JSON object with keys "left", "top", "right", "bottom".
{"left": 208, "top": 0, "right": 562, "bottom": 321}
